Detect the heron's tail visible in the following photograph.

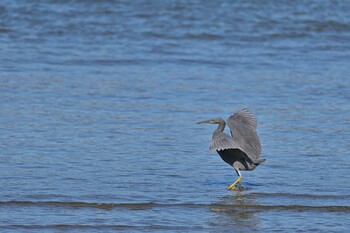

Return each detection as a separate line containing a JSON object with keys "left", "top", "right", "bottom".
{"left": 253, "top": 159, "right": 266, "bottom": 166}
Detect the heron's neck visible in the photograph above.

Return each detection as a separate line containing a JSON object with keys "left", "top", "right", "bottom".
{"left": 214, "top": 120, "right": 226, "bottom": 134}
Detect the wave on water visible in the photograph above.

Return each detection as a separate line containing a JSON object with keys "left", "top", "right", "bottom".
{"left": 1, "top": 223, "right": 200, "bottom": 231}
{"left": 1, "top": 199, "right": 349, "bottom": 212}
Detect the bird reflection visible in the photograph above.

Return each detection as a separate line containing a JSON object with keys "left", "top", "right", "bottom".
{"left": 210, "top": 192, "right": 259, "bottom": 230}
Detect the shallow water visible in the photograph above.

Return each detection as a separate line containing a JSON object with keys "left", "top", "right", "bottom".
{"left": 1, "top": 0, "right": 350, "bottom": 232}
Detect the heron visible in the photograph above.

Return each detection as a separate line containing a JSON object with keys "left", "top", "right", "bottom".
{"left": 197, "top": 108, "right": 265, "bottom": 190}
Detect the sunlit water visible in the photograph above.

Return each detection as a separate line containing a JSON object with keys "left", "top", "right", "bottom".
{"left": 1, "top": 0, "right": 350, "bottom": 232}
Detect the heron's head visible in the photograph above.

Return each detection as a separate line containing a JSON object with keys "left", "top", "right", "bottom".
{"left": 196, "top": 117, "right": 224, "bottom": 124}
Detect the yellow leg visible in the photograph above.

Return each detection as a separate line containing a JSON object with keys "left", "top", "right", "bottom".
{"left": 227, "top": 175, "right": 243, "bottom": 190}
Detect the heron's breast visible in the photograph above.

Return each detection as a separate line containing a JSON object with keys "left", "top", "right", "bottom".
{"left": 217, "top": 149, "right": 244, "bottom": 166}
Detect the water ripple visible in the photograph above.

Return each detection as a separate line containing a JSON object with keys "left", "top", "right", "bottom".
{"left": 1, "top": 200, "right": 349, "bottom": 212}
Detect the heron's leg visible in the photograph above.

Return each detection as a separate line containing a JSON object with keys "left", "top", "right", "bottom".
{"left": 227, "top": 169, "right": 243, "bottom": 190}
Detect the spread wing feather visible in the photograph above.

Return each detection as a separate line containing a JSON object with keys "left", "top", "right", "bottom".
{"left": 209, "top": 132, "right": 239, "bottom": 152}
{"left": 226, "top": 109, "right": 261, "bottom": 160}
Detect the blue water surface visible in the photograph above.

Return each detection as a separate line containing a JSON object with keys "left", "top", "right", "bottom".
{"left": 1, "top": 0, "right": 350, "bottom": 232}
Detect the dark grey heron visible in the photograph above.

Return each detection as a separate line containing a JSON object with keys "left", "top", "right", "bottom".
{"left": 197, "top": 108, "right": 265, "bottom": 190}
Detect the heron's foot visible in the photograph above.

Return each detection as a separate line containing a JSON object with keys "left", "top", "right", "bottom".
{"left": 227, "top": 183, "right": 244, "bottom": 191}
{"left": 227, "top": 184, "right": 237, "bottom": 190}
{"left": 227, "top": 182, "right": 241, "bottom": 190}
{"left": 227, "top": 176, "right": 243, "bottom": 191}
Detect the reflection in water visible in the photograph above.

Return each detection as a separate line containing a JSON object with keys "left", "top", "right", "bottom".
{"left": 210, "top": 192, "right": 259, "bottom": 231}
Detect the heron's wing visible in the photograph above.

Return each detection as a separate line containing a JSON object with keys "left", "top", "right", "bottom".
{"left": 227, "top": 108, "right": 261, "bottom": 160}
{"left": 209, "top": 132, "right": 239, "bottom": 152}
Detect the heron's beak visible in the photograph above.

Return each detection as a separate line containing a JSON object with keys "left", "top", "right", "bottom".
{"left": 196, "top": 119, "right": 213, "bottom": 124}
